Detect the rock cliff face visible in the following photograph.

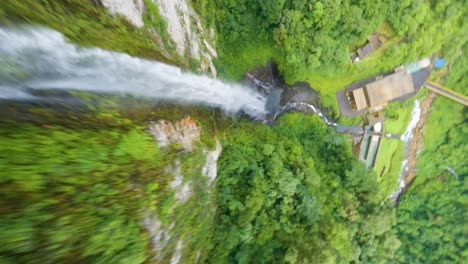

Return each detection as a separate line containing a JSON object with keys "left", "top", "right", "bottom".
{"left": 149, "top": 117, "right": 201, "bottom": 151}
{"left": 154, "top": 0, "right": 217, "bottom": 76}
{"left": 101, "top": 0, "right": 145, "bottom": 28}
{"left": 145, "top": 117, "right": 221, "bottom": 262}
{"left": 102, "top": 0, "right": 217, "bottom": 76}
{"left": 202, "top": 138, "right": 222, "bottom": 185}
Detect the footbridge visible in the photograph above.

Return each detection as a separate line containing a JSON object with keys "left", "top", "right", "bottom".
{"left": 425, "top": 81, "right": 468, "bottom": 106}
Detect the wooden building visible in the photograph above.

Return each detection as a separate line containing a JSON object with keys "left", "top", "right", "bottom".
{"left": 353, "top": 33, "right": 386, "bottom": 61}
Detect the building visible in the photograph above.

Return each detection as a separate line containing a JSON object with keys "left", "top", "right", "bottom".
{"left": 357, "top": 123, "right": 383, "bottom": 168}
{"left": 353, "top": 33, "right": 386, "bottom": 62}
{"left": 404, "top": 58, "right": 431, "bottom": 73}
{"left": 337, "top": 58, "right": 431, "bottom": 117}
{"left": 347, "top": 71, "right": 414, "bottom": 113}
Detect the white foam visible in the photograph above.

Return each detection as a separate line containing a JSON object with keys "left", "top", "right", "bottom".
{"left": 0, "top": 26, "right": 267, "bottom": 118}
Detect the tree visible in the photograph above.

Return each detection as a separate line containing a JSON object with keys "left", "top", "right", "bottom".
{"left": 210, "top": 113, "right": 397, "bottom": 263}
{"left": 259, "top": 0, "right": 286, "bottom": 25}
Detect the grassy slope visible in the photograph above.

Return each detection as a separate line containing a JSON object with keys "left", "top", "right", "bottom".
{"left": 304, "top": 34, "right": 403, "bottom": 114}
{"left": 215, "top": 38, "right": 282, "bottom": 80}
{"left": 215, "top": 20, "right": 402, "bottom": 115}
{"left": 209, "top": 0, "right": 464, "bottom": 194}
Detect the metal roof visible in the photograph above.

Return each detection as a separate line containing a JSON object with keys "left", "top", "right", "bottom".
{"left": 365, "top": 71, "right": 414, "bottom": 106}
{"left": 357, "top": 43, "right": 375, "bottom": 58}
{"left": 352, "top": 88, "right": 369, "bottom": 110}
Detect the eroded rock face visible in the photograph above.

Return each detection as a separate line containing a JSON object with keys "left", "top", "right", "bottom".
{"left": 148, "top": 116, "right": 200, "bottom": 151}
{"left": 167, "top": 160, "right": 192, "bottom": 203}
{"left": 170, "top": 240, "right": 184, "bottom": 264}
{"left": 202, "top": 138, "right": 222, "bottom": 184}
{"left": 153, "top": 0, "right": 217, "bottom": 76}
{"left": 144, "top": 117, "right": 222, "bottom": 262}
{"left": 143, "top": 214, "right": 174, "bottom": 261}
{"left": 101, "top": 0, "right": 145, "bottom": 28}
{"left": 244, "top": 61, "right": 333, "bottom": 121}
{"left": 246, "top": 61, "right": 321, "bottom": 108}
{"left": 102, "top": 0, "right": 218, "bottom": 76}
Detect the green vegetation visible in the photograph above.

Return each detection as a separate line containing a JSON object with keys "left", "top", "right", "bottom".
{"left": 214, "top": 39, "right": 281, "bottom": 80}
{"left": 211, "top": 113, "right": 398, "bottom": 263}
{"left": 207, "top": 0, "right": 466, "bottom": 114}
{"left": 0, "top": 104, "right": 401, "bottom": 263}
{"left": 0, "top": 99, "right": 229, "bottom": 263}
{"left": 394, "top": 51, "right": 467, "bottom": 263}
{"left": 191, "top": 0, "right": 216, "bottom": 28}
{"left": 395, "top": 170, "right": 466, "bottom": 263}
{"left": 142, "top": 0, "right": 174, "bottom": 51}
{"left": 200, "top": 1, "right": 467, "bottom": 261}
{"left": 0, "top": 0, "right": 466, "bottom": 263}
{"left": 0, "top": 0, "right": 176, "bottom": 64}
{"left": 374, "top": 95, "right": 424, "bottom": 196}
{"left": 0, "top": 124, "right": 161, "bottom": 263}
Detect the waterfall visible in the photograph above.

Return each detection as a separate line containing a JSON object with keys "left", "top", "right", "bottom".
{"left": 390, "top": 100, "right": 422, "bottom": 201}
{"left": 400, "top": 100, "right": 422, "bottom": 143}
{"left": 0, "top": 26, "right": 267, "bottom": 118}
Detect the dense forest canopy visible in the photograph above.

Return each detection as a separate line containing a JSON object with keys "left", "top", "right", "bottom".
{"left": 195, "top": 0, "right": 466, "bottom": 80}
{"left": 0, "top": 0, "right": 466, "bottom": 263}
{"left": 0, "top": 112, "right": 399, "bottom": 263}
{"left": 0, "top": 125, "right": 160, "bottom": 263}
{"left": 394, "top": 51, "right": 467, "bottom": 264}
{"left": 210, "top": 114, "right": 398, "bottom": 263}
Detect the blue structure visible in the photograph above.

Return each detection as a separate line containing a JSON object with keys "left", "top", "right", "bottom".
{"left": 434, "top": 58, "right": 446, "bottom": 68}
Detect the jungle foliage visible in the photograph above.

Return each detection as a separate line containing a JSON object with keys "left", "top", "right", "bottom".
{"left": 0, "top": 106, "right": 400, "bottom": 263}
{"left": 394, "top": 50, "right": 467, "bottom": 264}
{"left": 211, "top": 113, "right": 398, "bottom": 263}
{"left": 206, "top": 0, "right": 466, "bottom": 82}
{"left": 0, "top": 0, "right": 466, "bottom": 263}
{"left": 0, "top": 99, "right": 231, "bottom": 263}
{"left": 0, "top": 124, "right": 161, "bottom": 263}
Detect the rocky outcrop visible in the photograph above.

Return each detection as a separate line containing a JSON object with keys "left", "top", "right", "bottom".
{"left": 167, "top": 160, "right": 192, "bottom": 203}
{"left": 153, "top": 0, "right": 217, "bottom": 76}
{"left": 144, "top": 117, "right": 222, "bottom": 263}
{"left": 102, "top": 0, "right": 218, "bottom": 76}
{"left": 170, "top": 240, "right": 184, "bottom": 264}
{"left": 101, "top": 0, "right": 145, "bottom": 28}
{"left": 143, "top": 214, "right": 174, "bottom": 260}
{"left": 148, "top": 116, "right": 200, "bottom": 151}
{"left": 148, "top": 116, "right": 223, "bottom": 184}
{"left": 201, "top": 138, "right": 222, "bottom": 184}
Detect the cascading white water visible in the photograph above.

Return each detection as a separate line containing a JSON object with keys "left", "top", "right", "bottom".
{"left": 0, "top": 26, "right": 267, "bottom": 118}
{"left": 389, "top": 100, "right": 421, "bottom": 201}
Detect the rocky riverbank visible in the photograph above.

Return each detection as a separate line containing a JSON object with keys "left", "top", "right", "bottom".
{"left": 394, "top": 92, "right": 437, "bottom": 203}
{"left": 244, "top": 61, "right": 333, "bottom": 121}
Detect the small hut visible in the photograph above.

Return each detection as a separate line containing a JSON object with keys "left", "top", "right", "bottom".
{"left": 353, "top": 33, "right": 386, "bottom": 62}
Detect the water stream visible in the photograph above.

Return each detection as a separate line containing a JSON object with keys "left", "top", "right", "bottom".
{"left": 0, "top": 26, "right": 267, "bottom": 118}
{"left": 0, "top": 25, "right": 358, "bottom": 136}
{"left": 389, "top": 100, "right": 422, "bottom": 201}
